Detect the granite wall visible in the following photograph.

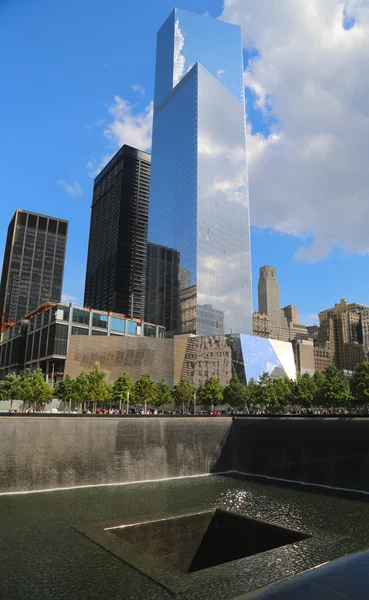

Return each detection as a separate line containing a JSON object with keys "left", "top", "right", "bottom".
{"left": 230, "top": 417, "right": 369, "bottom": 492}
{"left": 0, "top": 417, "right": 232, "bottom": 493}
{"left": 3, "top": 416, "right": 369, "bottom": 494}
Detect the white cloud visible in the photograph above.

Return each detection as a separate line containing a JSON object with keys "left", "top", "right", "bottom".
{"left": 131, "top": 83, "right": 145, "bottom": 95}
{"left": 221, "top": 0, "right": 369, "bottom": 261}
{"left": 104, "top": 96, "right": 153, "bottom": 151}
{"left": 56, "top": 180, "right": 83, "bottom": 197}
{"left": 173, "top": 18, "right": 186, "bottom": 85}
{"left": 217, "top": 69, "right": 225, "bottom": 79}
{"left": 61, "top": 294, "right": 79, "bottom": 304}
{"left": 86, "top": 96, "right": 154, "bottom": 177}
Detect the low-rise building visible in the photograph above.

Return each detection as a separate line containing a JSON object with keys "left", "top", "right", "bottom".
{"left": 0, "top": 303, "right": 165, "bottom": 382}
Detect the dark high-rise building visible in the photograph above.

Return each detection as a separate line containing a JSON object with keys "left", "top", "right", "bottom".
{"left": 145, "top": 242, "right": 180, "bottom": 335}
{"left": 0, "top": 209, "right": 68, "bottom": 327}
{"left": 84, "top": 145, "right": 151, "bottom": 319}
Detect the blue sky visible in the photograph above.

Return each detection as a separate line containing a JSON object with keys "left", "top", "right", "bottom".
{"left": 1, "top": 0, "right": 368, "bottom": 326}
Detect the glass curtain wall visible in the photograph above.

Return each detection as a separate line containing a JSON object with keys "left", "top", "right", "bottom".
{"left": 149, "top": 9, "right": 252, "bottom": 336}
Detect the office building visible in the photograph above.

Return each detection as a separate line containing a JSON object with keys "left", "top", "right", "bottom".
{"left": 0, "top": 209, "right": 68, "bottom": 328}
{"left": 313, "top": 298, "right": 369, "bottom": 372}
{"left": 149, "top": 9, "right": 252, "bottom": 336}
{"left": 84, "top": 145, "right": 151, "bottom": 319}
{"left": 292, "top": 339, "right": 315, "bottom": 375}
{"left": 252, "top": 311, "right": 271, "bottom": 338}
{"left": 282, "top": 304, "right": 309, "bottom": 340}
{"left": 258, "top": 266, "right": 289, "bottom": 341}
{"left": 145, "top": 242, "right": 180, "bottom": 335}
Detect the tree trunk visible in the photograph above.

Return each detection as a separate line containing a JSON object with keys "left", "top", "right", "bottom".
{"left": 144, "top": 401, "right": 147, "bottom": 415}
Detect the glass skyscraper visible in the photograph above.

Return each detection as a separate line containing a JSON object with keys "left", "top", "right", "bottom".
{"left": 149, "top": 9, "right": 252, "bottom": 336}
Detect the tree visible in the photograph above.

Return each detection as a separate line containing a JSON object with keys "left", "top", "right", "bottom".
{"left": 198, "top": 377, "right": 223, "bottom": 411}
{"left": 0, "top": 373, "right": 23, "bottom": 410}
{"left": 134, "top": 373, "right": 157, "bottom": 414}
{"left": 20, "top": 368, "right": 53, "bottom": 410}
{"left": 87, "top": 363, "right": 110, "bottom": 411}
{"left": 223, "top": 376, "right": 248, "bottom": 412}
{"left": 111, "top": 372, "right": 133, "bottom": 412}
{"left": 265, "top": 377, "right": 292, "bottom": 411}
{"left": 74, "top": 371, "right": 91, "bottom": 412}
{"left": 172, "top": 379, "right": 194, "bottom": 413}
{"left": 291, "top": 372, "right": 317, "bottom": 409}
{"left": 247, "top": 378, "right": 263, "bottom": 408}
{"left": 153, "top": 378, "right": 172, "bottom": 412}
{"left": 351, "top": 362, "right": 369, "bottom": 408}
{"left": 54, "top": 375, "right": 77, "bottom": 411}
{"left": 319, "top": 365, "right": 352, "bottom": 408}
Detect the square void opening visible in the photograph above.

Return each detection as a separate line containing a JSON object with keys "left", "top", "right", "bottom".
{"left": 108, "top": 509, "right": 310, "bottom": 574}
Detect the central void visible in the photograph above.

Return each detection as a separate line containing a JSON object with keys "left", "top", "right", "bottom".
{"left": 109, "top": 509, "right": 310, "bottom": 574}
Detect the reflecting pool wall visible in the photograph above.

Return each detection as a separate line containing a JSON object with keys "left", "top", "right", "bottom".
{"left": 149, "top": 9, "right": 252, "bottom": 336}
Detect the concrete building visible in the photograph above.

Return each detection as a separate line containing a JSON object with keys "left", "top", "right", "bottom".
{"left": 0, "top": 302, "right": 165, "bottom": 382}
{"left": 313, "top": 299, "right": 369, "bottom": 372}
{"left": 252, "top": 312, "right": 271, "bottom": 338}
{"left": 282, "top": 305, "right": 309, "bottom": 341}
{"left": 292, "top": 339, "right": 315, "bottom": 375}
{"left": 257, "top": 266, "right": 289, "bottom": 341}
{"left": 84, "top": 145, "right": 151, "bottom": 320}
{"left": 0, "top": 209, "right": 68, "bottom": 327}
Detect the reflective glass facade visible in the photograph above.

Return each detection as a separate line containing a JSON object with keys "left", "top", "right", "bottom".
{"left": 149, "top": 9, "right": 252, "bottom": 336}
{"left": 145, "top": 242, "right": 180, "bottom": 336}
{"left": 238, "top": 334, "right": 297, "bottom": 382}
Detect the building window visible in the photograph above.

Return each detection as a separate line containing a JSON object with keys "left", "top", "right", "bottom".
{"left": 91, "top": 330, "right": 107, "bottom": 336}
{"left": 71, "top": 326, "right": 89, "bottom": 336}
{"left": 144, "top": 324, "right": 156, "bottom": 338}
{"left": 72, "top": 308, "right": 90, "bottom": 326}
{"left": 92, "top": 313, "right": 108, "bottom": 329}
{"left": 110, "top": 316, "right": 125, "bottom": 333}
{"left": 127, "top": 320, "right": 138, "bottom": 335}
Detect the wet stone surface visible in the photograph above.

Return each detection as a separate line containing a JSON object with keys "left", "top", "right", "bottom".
{"left": 1, "top": 474, "right": 369, "bottom": 599}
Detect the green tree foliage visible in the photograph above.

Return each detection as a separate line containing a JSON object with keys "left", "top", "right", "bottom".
{"left": 198, "top": 377, "right": 223, "bottom": 410}
{"left": 54, "top": 375, "right": 78, "bottom": 409}
{"left": 134, "top": 373, "right": 157, "bottom": 413}
{"left": 111, "top": 372, "right": 133, "bottom": 411}
{"left": 350, "top": 362, "right": 369, "bottom": 407}
{"left": 247, "top": 373, "right": 291, "bottom": 411}
{"left": 319, "top": 365, "right": 352, "bottom": 408}
{"left": 266, "top": 377, "right": 292, "bottom": 410}
{"left": 246, "top": 378, "right": 262, "bottom": 407}
{"left": 223, "top": 376, "right": 248, "bottom": 411}
{"left": 87, "top": 363, "right": 110, "bottom": 409}
{"left": 291, "top": 372, "right": 318, "bottom": 408}
{"left": 0, "top": 373, "right": 23, "bottom": 409}
{"left": 172, "top": 379, "right": 194, "bottom": 412}
{"left": 20, "top": 368, "right": 53, "bottom": 409}
{"left": 153, "top": 378, "right": 172, "bottom": 411}
{"left": 74, "top": 371, "right": 90, "bottom": 410}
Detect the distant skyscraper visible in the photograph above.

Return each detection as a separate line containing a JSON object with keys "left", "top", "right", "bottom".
{"left": 258, "top": 266, "right": 289, "bottom": 341}
{"left": 149, "top": 9, "right": 252, "bottom": 336}
{"left": 84, "top": 145, "right": 151, "bottom": 319}
{"left": 0, "top": 209, "right": 68, "bottom": 326}
{"left": 145, "top": 242, "right": 180, "bottom": 335}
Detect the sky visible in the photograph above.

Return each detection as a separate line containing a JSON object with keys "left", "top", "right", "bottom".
{"left": 1, "top": 0, "right": 369, "bottom": 327}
